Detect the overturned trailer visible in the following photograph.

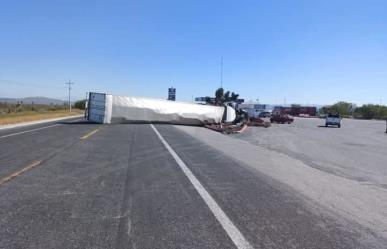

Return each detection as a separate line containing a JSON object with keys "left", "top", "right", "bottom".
{"left": 85, "top": 92, "right": 236, "bottom": 125}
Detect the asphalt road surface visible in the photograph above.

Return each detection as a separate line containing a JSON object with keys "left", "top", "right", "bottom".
{"left": 0, "top": 118, "right": 386, "bottom": 249}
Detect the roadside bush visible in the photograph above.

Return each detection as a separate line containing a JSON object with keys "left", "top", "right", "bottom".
{"left": 354, "top": 104, "right": 387, "bottom": 120}
{"left": 74, "top": 99, "right": 86, "bottom": 110}
{"left": 321, "top": 102, "right": 387, "bottom": 120}
{"left": 319, "top": 101, "right": 356, "bottom": 118}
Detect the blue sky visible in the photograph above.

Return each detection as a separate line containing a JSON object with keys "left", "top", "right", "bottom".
{"left": 0, "top": 0, "right": 386, "bottom": 105}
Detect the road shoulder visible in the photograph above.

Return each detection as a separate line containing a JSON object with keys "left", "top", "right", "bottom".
{"left": 172, "top": 124, "right": 387, "bottom": 246}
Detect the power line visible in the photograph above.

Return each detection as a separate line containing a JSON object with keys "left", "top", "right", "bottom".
{"left": 65, "top": 81, "right": 74, "bottom": 112}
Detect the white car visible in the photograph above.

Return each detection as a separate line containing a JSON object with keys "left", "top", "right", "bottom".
{"left": 325, "top": 114, "right": 341, "bottom": 128}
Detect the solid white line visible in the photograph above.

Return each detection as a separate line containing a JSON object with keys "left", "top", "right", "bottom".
{"left": 0, "top": 124, "right": 60, "bottom": 139}
{"left": 150, "top": 124, "right": 253, "bottom": 249}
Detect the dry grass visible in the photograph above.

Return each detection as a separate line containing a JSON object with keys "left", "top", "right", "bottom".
{"left": 0, "top": 109, "right": 83, "bottom": 125}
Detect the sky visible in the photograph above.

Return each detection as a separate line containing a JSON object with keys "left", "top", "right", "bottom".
{"left": 0, "top": 0, "right": 386, "bottom": 105}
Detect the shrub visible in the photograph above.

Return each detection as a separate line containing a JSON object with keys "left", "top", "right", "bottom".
{"left": 74, "top": 99, "right": 86, "bottom": 110}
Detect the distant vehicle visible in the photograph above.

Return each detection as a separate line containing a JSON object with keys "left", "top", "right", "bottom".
{"left": 270, "top": 113, "right": 294, "bottom": 124}
{"left": 325, "top": 114, "right": 341, "bottom": 128}
{"left": 258, "top": 111, "right": 271, "bottom": 118}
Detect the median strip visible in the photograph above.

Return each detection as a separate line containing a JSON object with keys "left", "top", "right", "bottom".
{"left": 0, "top": 160, "right": 42, "bottom": 187}
{"left": 80, "top": 128, "right": 99, "bottom": 140}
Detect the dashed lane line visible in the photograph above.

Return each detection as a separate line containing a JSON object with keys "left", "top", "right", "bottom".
{"left": 0, "top": 160, "right": 42, "bottom": 187}
{"left": 80, "top": 128, "right": 99, "bottom": 140}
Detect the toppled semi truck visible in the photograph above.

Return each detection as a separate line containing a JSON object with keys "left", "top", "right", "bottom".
{"left": 85, "top": 92, "right": 236, "bottom": 125}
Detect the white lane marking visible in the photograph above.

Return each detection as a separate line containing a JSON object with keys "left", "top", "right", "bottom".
{"left": 0, "top": 124, "right": 60, "bottom": 139}
{"left": 150, "top": 124, "right": 253, "bottom": 249}
{"left": 0, "top": 118, "right": 84, "bottom": 139}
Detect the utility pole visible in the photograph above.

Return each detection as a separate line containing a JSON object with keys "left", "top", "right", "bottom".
{"left": 65, "top": 81, "right": 74, "bottom": 112}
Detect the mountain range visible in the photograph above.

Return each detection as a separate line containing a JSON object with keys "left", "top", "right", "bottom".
{"left": 0, "top": 97, "right": 66, "bottom": 105}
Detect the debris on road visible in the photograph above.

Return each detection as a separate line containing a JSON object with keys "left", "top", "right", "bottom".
{"left": 204, "top": 107, "right": 270, "bottom": 134}
{"left": 205, "top": 123, "right": 248, "bottom": 134}
{"left": 270, "top": 111, "right": 294, "bottom": 124}
{"left": 248, "top": 117, "right": 271, "bottom": 128}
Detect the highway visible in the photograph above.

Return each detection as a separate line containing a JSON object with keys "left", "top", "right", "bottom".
{"left": 0, "top": 118, "right": 385, "bottom": 249}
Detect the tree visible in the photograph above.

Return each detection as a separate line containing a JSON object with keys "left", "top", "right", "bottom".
{"left": 214, "top": 88, "right": 240, "bottom": 105}
{"left": 224, "top": 91, "right": 230, "bottom": 102}
{"left": 319, "top": 101, "right": 356, "bottom": 117}
{"left": 354, "top": 104, "right": 387, "bottom": 120}
{"left": 74, "top": 99, "right": 86, "bottom": 110}
{"left": 230, "top": 92, "right": 239, "bottom": 101}
{"left": 320, "top": 101, "right": 387, "bottom": 120}
{"left": 215, "top": 88, "right": 225, "bottom": 106}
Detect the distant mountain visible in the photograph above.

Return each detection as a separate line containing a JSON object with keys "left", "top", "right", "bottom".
{"left": 0, "top": 97, "right": 66, "bottom": 105}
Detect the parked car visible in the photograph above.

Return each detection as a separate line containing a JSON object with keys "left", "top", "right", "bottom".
{"left": 325, "top": 114, "right": 341, "bottom": 128}
{"left": 270, "top": 113, "right": 294, "bottom": 124}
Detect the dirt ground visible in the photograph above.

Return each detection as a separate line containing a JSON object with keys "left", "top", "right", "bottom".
{"left": 0, "top": 109, "right": 84, "bottom": 125}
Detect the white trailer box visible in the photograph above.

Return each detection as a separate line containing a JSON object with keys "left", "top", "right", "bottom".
{"left": 86, "top": 92, "right": 235, "bottom": 125}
